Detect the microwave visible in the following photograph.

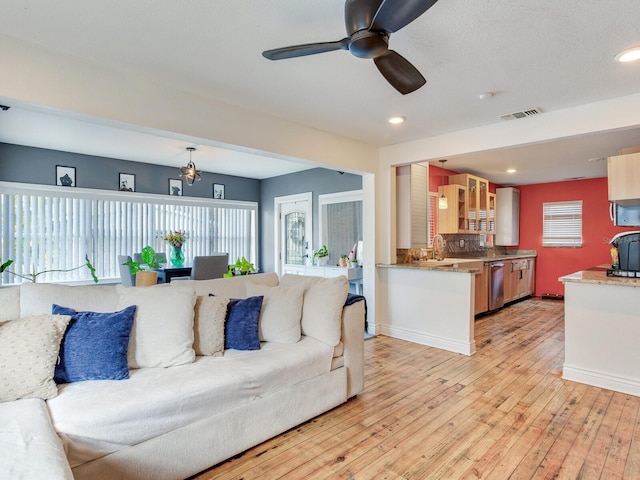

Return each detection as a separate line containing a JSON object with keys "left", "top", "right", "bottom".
{"left": 610, "top": 203, "right": 640, "bottom": 227}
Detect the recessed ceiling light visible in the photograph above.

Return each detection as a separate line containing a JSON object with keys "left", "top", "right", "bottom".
{"left": 506, "top": 168, "right": 517, "bottom": 174}
{"left": 479, "top": 92, "right": 494, "bottom": 100}
{"left": 615, "top": 46, "right": 640, "bottom": 63}
{"left": 388, "top": 115, "right": 406, "bottom": 124}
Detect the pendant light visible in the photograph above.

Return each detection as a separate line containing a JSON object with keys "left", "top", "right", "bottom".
{"left": 180, "top": 147, "right": 202, "bottom": 186}
{"left": 438, "top": 159, "right": 448, "bottom": 210}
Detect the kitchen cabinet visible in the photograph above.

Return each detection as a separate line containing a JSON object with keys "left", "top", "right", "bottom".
{"left": 496, "top": 187, "right": 520, "bottom": 246}
{"left": 437, "top": 184, "right": 467, "bottom": 234}
{"left": 488, "top": 193, "right": 496, "bottom": 234}
{"left": 504, "top": 258, "right": 535, "bottom": 302}
{"left": 449, "top": 173, "right": 491, "bottom": 233}
{"left": 474, "top": 263, "right": 490, "bottom": 315}
{"left": 608, "top": 153, "right": 640, "bottom": 206}
{"left": 396, "top": 164, "right": 428, "bottom": 247}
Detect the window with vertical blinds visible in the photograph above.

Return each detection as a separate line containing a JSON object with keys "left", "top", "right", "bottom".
{"left": 0, "top": 182, "right": 257, "bottom": 285}
{"left": 542, "top": 200, "right": 582, "bottom": 247}
{"left": 319, "top": 190, "right": 363, "bottom": 266}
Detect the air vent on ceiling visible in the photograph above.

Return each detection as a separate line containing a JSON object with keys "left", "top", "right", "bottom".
{"left": 500, "top": 107, "right": 543, "bottom": 121}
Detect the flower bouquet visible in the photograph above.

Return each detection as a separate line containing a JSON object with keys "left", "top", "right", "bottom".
{"left": 163, "top": 230, "right": 188, "bottom": 266}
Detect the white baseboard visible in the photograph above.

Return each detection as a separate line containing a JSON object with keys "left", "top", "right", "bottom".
{"left": 377, "top": 324, "right": 475, "bottom": 356}
{"left": 563, "top": 364, "right": 640, "bottom": 396}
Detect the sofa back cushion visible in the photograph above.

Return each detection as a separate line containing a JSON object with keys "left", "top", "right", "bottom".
{"left": 0, "top": 287, "right": 20, "bottom": 321}
{"left": 279, "top": 274, "right": 348, "bottom": 347}
{"left": 172, "top": 272, "right": 279, "bottom": 299}
{"left": 20, "top": 283, "right": 119, "bottom": 317}
{"left": 116, "top": 285, "right": 196, "bottom": 368}
{"left": 193, "top": 295, "right": 229, "bottom": 356}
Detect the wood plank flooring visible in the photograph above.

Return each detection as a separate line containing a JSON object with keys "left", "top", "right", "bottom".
{"left": 192, "top": 298, "right": 640, "bottom": 479}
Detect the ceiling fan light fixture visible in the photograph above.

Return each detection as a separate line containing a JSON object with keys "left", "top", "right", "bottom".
{"left": 388, "top": 115, "right": 406, "bottom": 124}
{"left": 615, "top": 46, "right": 640, "bottom": 63}
{"left": 180, "top": 147, "right": 202, "bottom": 186}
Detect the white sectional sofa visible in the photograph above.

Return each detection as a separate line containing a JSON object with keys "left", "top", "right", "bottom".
{"left": 0, "top": 272, "right": 365, "bottom": 480}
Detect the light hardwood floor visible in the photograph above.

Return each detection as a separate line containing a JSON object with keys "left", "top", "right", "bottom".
{"left": 193, "top": 298, "right": 640, "bottom": 479}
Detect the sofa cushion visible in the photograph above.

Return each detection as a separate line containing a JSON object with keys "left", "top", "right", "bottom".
{"left": 20, "top": 283, "right": 119, "bottom": 317}
{"left": 193, "top": 295, "right": 229, "bottom": 356}
{"left": 0, "top": 287, "right": 20, "bottom": 321}
{"left": 0, "top": 314, "right": 71, "bottom": 402}
{"left": 225, "top": 296, "right": 263, "bottom": 350}
{"left": 52, "top": 305, "right": 136, "bottom": 383}
{"left": 246, "top": 283, "right": 303, "bottom": 343}
{"left": 279, "top": 274, "right": 348, "bottom": 347}
{"left": 116, "top": 285, "right": 197, "bottom": 368}
{"left": 172, "top": 272, "right": 279, "bottom": 299}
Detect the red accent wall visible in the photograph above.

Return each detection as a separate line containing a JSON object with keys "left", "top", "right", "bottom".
{"left": 517, "top": 177, "right": 635, "bottom": 297}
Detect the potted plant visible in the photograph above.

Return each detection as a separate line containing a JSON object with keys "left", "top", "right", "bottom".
{"left": 223, "top": 256, "right": 256, "bottom": 278}
{"left": 123, "top": 245, "right": 164, "bottom": 286}
{"left": 0, "top": 255, "right": 98, "bottom": 284}
{"left": 313, "top": 245, "right": 329, "bottom": 266}
{"left": 339, "top": 254, "right": 348, "bottom": 267}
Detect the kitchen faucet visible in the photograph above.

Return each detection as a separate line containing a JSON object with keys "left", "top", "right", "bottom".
{"left": 432, "top": 234, "right": 445, "bottom": 260}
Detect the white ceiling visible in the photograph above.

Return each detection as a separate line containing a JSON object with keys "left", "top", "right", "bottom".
{"left": 1, "top": 0, "right": 640, "bottom": 182}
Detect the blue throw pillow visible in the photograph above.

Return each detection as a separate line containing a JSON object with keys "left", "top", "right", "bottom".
{"left": 52, "top": 304, "right": 136, "bottom": 383}
{"left": 224, "top": 296, "right": 263, "bottom": 350}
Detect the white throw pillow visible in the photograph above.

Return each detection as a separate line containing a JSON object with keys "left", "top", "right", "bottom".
{"left": 0, "top": 314, "right": 72, "bottom": 402}
{"left": 279, "top": 275, "right": 348, "bottom": 347}
{"left": 246, "top": 283, "right": 303, "bottom": 343}
{"left": 116, "top": 285, "right": 196, "bottom": 368}
{"left": 193, "top": 295, "right": 229, "bottom": 356}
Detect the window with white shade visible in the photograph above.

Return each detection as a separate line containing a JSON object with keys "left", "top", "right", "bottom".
{"left": 0, "top": 182, "right": 258, "bottom": 285}
{"left": 428, "top": 192, "right": 438, "bottom": 246}
{"left": 318, "top": 190, "right": 363, "bottom": 265}
{"left": 543, "top": 200, "right": 582, "bottom": 247}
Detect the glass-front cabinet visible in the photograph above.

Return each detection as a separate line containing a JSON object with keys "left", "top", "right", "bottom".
{"left": 449, "top": 173, "right": 491, "bottom": 233}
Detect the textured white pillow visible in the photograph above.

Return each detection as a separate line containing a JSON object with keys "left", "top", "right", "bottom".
{"left": 279, "top": 275, "right": 348, "bottom": 346}
{"left": 116, "top": 285, "right": 197, "bottom": 368}
{"left": 193, "top": 295, "right": 229, "bottom": 356}
{"left": 246, "top": 284, "right": 303, "bottom": 343}
{"left": 0, "top": 314, "right": 72, "bottom": 402}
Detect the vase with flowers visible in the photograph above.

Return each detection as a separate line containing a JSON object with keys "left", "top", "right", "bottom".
{"left": 163, "top": 230, "right": 188, "bottom": 266}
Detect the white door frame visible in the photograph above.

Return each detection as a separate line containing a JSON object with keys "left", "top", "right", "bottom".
{"left": 274, "top": 192, "right": 313, "bottom": 277}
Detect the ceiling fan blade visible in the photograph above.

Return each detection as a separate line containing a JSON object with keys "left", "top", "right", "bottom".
{"left": 371, "top": 0, "right": 439, "bottom": 33}
{"left": 345, "top": 0, "right": 384, "bottom": 35}
{"left": 374, "top": 50, "right": 426, "bottom": 95}
{"left": 262, "top": 39, "right": 349, "bottom": 60}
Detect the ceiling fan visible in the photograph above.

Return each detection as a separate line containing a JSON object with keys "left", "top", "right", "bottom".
{"left": 262, "top": 0, "right": 439, "bottom": 95}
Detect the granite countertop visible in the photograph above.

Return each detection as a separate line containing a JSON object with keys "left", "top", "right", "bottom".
{"left": 560, "top": 266, "right": 640, "bottom": 287}
{"left": 376, "top": 259, "right": 482, "bottom": 274}
{"left": 446, "top": 250, "right": 538, "bottom": 262}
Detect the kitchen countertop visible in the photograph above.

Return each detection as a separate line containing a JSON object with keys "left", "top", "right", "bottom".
{"left": 376, "top": 258, "right": 482, "bottom": 274}
{"left": 560, "top": 266, "right": 640, "bottom": 287}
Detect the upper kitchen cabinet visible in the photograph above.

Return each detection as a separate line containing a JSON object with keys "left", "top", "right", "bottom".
{"left": 496, "top": 187, "right": 520, "bottom": 246}
{"left": 608, "top": 153, "right": 640, "bottom": 206}
{"left": 437, "top": 184, "right": 467, "bottom": 234}
{"left": 396, "top": 163, "right": 428, "bottom": 248}
{"left": 449, "top": 173, "right": 492, "bottom": 234}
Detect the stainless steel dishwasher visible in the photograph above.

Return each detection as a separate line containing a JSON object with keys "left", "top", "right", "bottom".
{"left": 488, "top": 262, "right": 505, "bottom": 311}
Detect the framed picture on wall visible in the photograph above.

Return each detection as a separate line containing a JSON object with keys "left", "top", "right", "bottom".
{"left": 119, "top": 173, "right": 135, "bottom": 192}
{"left": 56, "top": 165, "right": 76, "bottom": 187}
{"left": 213, "top": 183, "right": 225, "bottom": 199}
{"left": 169, "top": 178, "right": 183, "bottom": 196}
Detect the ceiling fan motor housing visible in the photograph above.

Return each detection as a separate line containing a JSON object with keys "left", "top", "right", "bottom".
{"left": 349, "top": 30, "right": 389, "bottom": 58}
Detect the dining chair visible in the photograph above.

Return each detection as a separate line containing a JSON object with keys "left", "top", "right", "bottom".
{"left": 190, "top": 253, "right": 229, "bottom": 280}
{"left": 118, "top": 255, "right": 136, "bottom": 287}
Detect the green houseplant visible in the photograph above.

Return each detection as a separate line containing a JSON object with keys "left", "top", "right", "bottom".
{"left": 223, "top": 256, "right": 256, "bottom": 278}
{"left": 123, "top": 246, "right": 164, "bottom": 286}
{"left": 0, "top": 255, "right": 98, "bottom": 283}
{"left": 313, "top": 245, "right": 329, "bottom": 266}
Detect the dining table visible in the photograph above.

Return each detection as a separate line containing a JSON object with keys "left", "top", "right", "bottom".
{"left": 156, "top": 264, "right": 192, "bottom": 283}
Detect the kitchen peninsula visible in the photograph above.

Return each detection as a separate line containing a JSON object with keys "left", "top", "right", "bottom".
{"left": 560, "top": 267, "right": 640, "bottom": 396}
{"left": 377, "top": 259, "right": 482, "bottom": 356}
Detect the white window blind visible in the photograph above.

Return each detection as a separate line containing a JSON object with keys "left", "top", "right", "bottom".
{"left": 543, "top": 200, "right": 582, "bottom": 247}
{"left": 428, "top": 192, "right": 437, "bottom": 246}
{"left": 319, "top": 190, "right": 363, "bottom": 265}
{"left": 0, "top": 182, "right": 257, "bottom": 285}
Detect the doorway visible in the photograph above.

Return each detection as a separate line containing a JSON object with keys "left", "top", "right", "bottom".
{"left": 274, "top": 193, "right": 312, "bottom": 276}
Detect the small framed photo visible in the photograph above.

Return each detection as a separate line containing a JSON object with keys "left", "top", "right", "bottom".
{"left": 213, "top": 183, "right": 225, "bottom": 199}
{"left": 119, "top": 173, "right": 135, "bottom": 192}
{"left": 56, "top": 165, "right": 76, "bottom": 187}
{"left": 169, "top": 178, "right": 183, "bottom": 196}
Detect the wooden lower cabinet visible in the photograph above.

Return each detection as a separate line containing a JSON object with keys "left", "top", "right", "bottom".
{"left": 505, "top": 258, "right": 535, "bottom": 303}
{"left": 474, "top": 264, "right": 489, "bottom": 315}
